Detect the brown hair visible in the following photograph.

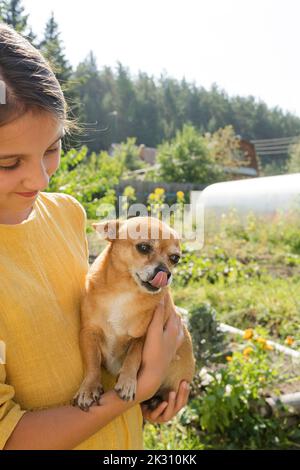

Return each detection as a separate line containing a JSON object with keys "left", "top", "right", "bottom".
{"left": 0, "top": 23, "right": 75, "bottom": 133}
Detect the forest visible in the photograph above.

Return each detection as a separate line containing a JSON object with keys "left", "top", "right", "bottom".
{"left": 1, "top": 0, "right": 300, "bottom": 155}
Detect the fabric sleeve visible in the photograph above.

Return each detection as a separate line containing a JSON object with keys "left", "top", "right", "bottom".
{"left": 0, "top": 363, "right": 27, "bottom": 449}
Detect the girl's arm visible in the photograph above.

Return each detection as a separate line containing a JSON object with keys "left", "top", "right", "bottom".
{"left": 4, "top": 392, "right": 133, "bottom": 450}
{"left": 4, "top": 298, "right": 182, "bottom": 450}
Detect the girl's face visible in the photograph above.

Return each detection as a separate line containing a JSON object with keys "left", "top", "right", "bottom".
{"left": 0, "top": 110, "right": 64, "bottom": 220}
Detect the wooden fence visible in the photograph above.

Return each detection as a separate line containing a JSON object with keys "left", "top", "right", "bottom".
{"left": 114, "top": 179, "right": 207, "bottom": 204}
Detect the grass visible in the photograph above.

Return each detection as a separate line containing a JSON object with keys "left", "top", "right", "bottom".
{"left": 173, "top": 276, "right": 300, "bottom": 341}
{"left": 144, "top": 420, "right": 204, "bottom": 450}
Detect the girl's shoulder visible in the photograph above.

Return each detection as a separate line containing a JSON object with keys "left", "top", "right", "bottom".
{"left": 39, "top": 192, "right": 86, "bottom": 216}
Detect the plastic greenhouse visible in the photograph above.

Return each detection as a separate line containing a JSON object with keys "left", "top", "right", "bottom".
{"left": 198, "top": 173, "right": 300, "bottom": 219}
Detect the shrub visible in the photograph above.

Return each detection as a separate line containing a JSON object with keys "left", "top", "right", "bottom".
{"left": 184, "top": 344, "right": 292, "bottom": 449}
{"left": 47, "top": 146, "right": 123, "bottom": 218}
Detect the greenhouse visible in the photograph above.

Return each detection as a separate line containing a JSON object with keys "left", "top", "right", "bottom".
{"left": 199, "top": 173, "right": 300, "bottom": 219}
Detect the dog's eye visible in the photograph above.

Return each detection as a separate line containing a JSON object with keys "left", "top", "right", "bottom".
{"left": 136, "top": 243, "right": 152, "bottom": 255}
{"left": 169, "top": 254, "right": 180, "bottom": 264}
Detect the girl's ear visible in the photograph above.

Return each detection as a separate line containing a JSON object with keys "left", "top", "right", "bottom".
{"left": 92, "top": 219, "right": 123, "bottom": 241}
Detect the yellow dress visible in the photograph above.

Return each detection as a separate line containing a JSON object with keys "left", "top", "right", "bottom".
{"left": 0, "top": 192, "right": 143, "bottom": 450}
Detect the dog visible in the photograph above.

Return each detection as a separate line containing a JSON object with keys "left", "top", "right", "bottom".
{"left": 73, "top": 216, "right": 195, "bottom": 411}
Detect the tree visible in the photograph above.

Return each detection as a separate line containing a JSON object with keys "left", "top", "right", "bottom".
{"left": 114, "top": 62, "right": 137, "bottom": 142}
{"left": 157, "top": 75, "right": 182, "bottom": 140}
{"left": 156, "top": 124, "right": 222, "bottom": 184}
{"left": 0, "top": 0, "right": 36, "bottom": 42}
{"left": 39, "top": 11, "right": 72, "bottom": 84}
{"left": 134, "top": 72, "right": 162, "bottom": 146}
{"left": 204, "top": 125, "right": 245, "bottom": 173}
{"left": 70, "top": 52, "right": 109, "bottom": 151}
{"left": 112, "top": 137, "right": 144, "bottom": 172}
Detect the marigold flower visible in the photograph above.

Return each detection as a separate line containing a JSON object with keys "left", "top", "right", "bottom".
{"left": 243, "top": 347, "right": 254, "bottom": 356}
{"left": 285, "top": 336, "right": 295, "bottom": 346}
{"left": 176, "top": 191, "right": 184, "bottom": 198}
{"left": 264, "top": 343, "right": 274, "bottom": 351}
{"left": 256, "top": 337, "right": 267, "bottom": 345}
{"left": 243, "top": 328, "right": 254, "bottom": 340}
{"left": 154, "top": 187, "right": 165, "bottom": 196}
{"left": 226, "top": 356, "right": 233, "bottom": 362}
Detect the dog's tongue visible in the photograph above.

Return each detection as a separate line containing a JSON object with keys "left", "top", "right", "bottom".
{"left": 149, "top": 271, "right": 168, "bottom": 288}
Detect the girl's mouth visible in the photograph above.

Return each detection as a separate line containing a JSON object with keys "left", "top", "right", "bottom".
{"left": 15, "top": 191, "right": 39, "bottom": 198}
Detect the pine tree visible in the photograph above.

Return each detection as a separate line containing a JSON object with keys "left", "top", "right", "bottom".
{"left": 39, "top": 11, "right": 72, "bottom": 85}
{"left": 71, "top": 52, "right": 110, "bottom": 151}
{"left": 0, "top": 0, "right": 36, "bottom": 43}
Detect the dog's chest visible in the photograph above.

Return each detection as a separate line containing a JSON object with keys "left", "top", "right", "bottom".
{"left": 106, "top": 292, "right": 134, "bottom": 336}
{"left": 101, "top": 292, "right": 151, "bottom": 375}
{"left": 102, "top": 293, "right": 134, "bottom": 374}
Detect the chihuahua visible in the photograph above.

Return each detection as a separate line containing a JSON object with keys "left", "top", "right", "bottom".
{"left": 73, "top": 216, "right": 195, "bottom": 411}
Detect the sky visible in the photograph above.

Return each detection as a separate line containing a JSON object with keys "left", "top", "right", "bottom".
{"left": 22, "top": 0, "right": 300, "bottom": 117}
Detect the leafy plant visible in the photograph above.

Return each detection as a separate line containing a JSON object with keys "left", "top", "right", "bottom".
{"left": 47, "top": 146, "right": 123, "bottom": 218}
{"left": 156, "top": 124, "right": 223, "bottom": 184}
{"left": 184, "top": 345, "right": 292, "bottom": 449}
{"left": 188, "top": 303, "right": 226, "bottom": 368}
{"left": 174, "top": 245, "right": 261, "bottom": 286}
{"left": 147, "top": 187, "right": 166, "bottom": 218}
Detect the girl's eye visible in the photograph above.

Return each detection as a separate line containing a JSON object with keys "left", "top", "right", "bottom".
{"left": 136, "top": 243, "right": 152, "bottom": 255}
{"left": 0, "top": 161, "right": 20, "bottom": 171}
{"left": 45, "top": 147, "right": 59, "bottom": 154}
{"left": 0, "top": 147, "right": 59, "bottom": 171}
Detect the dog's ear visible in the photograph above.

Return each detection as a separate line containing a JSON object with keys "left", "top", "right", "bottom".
{"left": 92, "top": 219, "right": 122, "bottom": 241}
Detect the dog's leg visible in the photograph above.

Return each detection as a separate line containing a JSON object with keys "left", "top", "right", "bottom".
{"left": 72, "top": 327, "right": 104, "bottom": 411}
{"left": 115, "top": 338, "right": 144, "bottom": 401}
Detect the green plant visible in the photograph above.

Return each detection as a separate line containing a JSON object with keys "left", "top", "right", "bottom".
{"left": 112, "top": 137, "right": 145, "bottom": 172}
{"left": 188, "top": 303, "right": 226, "bottom": 367}
{"left": 156, "top": 124, "right": 223, "bottom": 184}
{"left": 174, "top": 245, "right": 261, "bottom": 286}
{"left": 204, "top": 125, "right": 246, "bottom": 177}
{"left": 147, "top": 187, "right": 166, "bottom": 218}
{"left": 144, "top": 421, "right": 204, "bottom": 450}
{"left": 186, "top": 346, "right": 290, "bottom": 449}
{"left": 48, "top": 146, "right": 123, "bottom": 218}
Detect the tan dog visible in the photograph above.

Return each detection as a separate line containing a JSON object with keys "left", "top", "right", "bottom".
{"left": 73, "top": 216, "right": 195, "bottom": 411}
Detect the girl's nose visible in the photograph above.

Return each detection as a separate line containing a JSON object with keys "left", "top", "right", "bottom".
{"left": 22, "top": 160, "right": 49, "bottom": 191}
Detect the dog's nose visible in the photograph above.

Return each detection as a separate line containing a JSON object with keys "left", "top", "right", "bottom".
{"left": 154, "top": 264, "right": 171, "bottom": 279}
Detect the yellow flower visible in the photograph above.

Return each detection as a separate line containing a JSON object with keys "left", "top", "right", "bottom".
{"left": 243, "top": 347, "right": 254, "bottom": 356}
{"left": 226, "top": 356, "right": 233, "bottom": 362}
{"left": 177, "top": 191, "right": 184, "bottom": 198}
{"left": 154, "top": 187, "right": 165, "bottom": 196}
{"left": 285, "top": 336, "right": 295, "bottom": 346}
{"left": 243, "top": 328, "right": 254, "bottom": 340}
{"left": 255, "top": 337, "right": 267, "bottom": 345}
{"left": 255, "top": 337, "right": 273, "bottom": 351}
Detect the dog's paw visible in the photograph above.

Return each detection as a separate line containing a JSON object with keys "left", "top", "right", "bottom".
{"left": 72, "top": 381, "right": 104, "bottom": 411}
{"left": 115, "top": 375, "right": 137, "bottom": 401}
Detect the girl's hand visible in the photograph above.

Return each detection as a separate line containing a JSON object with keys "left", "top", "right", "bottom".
{"left": 135, "top": 297, "right": 184, "bottom": 403}
{"left": 141, "top": 380, "right": 190, "bottom": 424}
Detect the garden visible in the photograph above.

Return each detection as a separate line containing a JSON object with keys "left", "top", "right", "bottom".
{"left": 143, "top": 208, "right": 300, "bottom": 450}
{"left": 47, "top": 140, "right": 300, "bottom": 450}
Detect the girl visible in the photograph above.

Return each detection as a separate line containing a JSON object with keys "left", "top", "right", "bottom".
{"left": 0, "top": 24, "right": 189, "bottom": 450}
